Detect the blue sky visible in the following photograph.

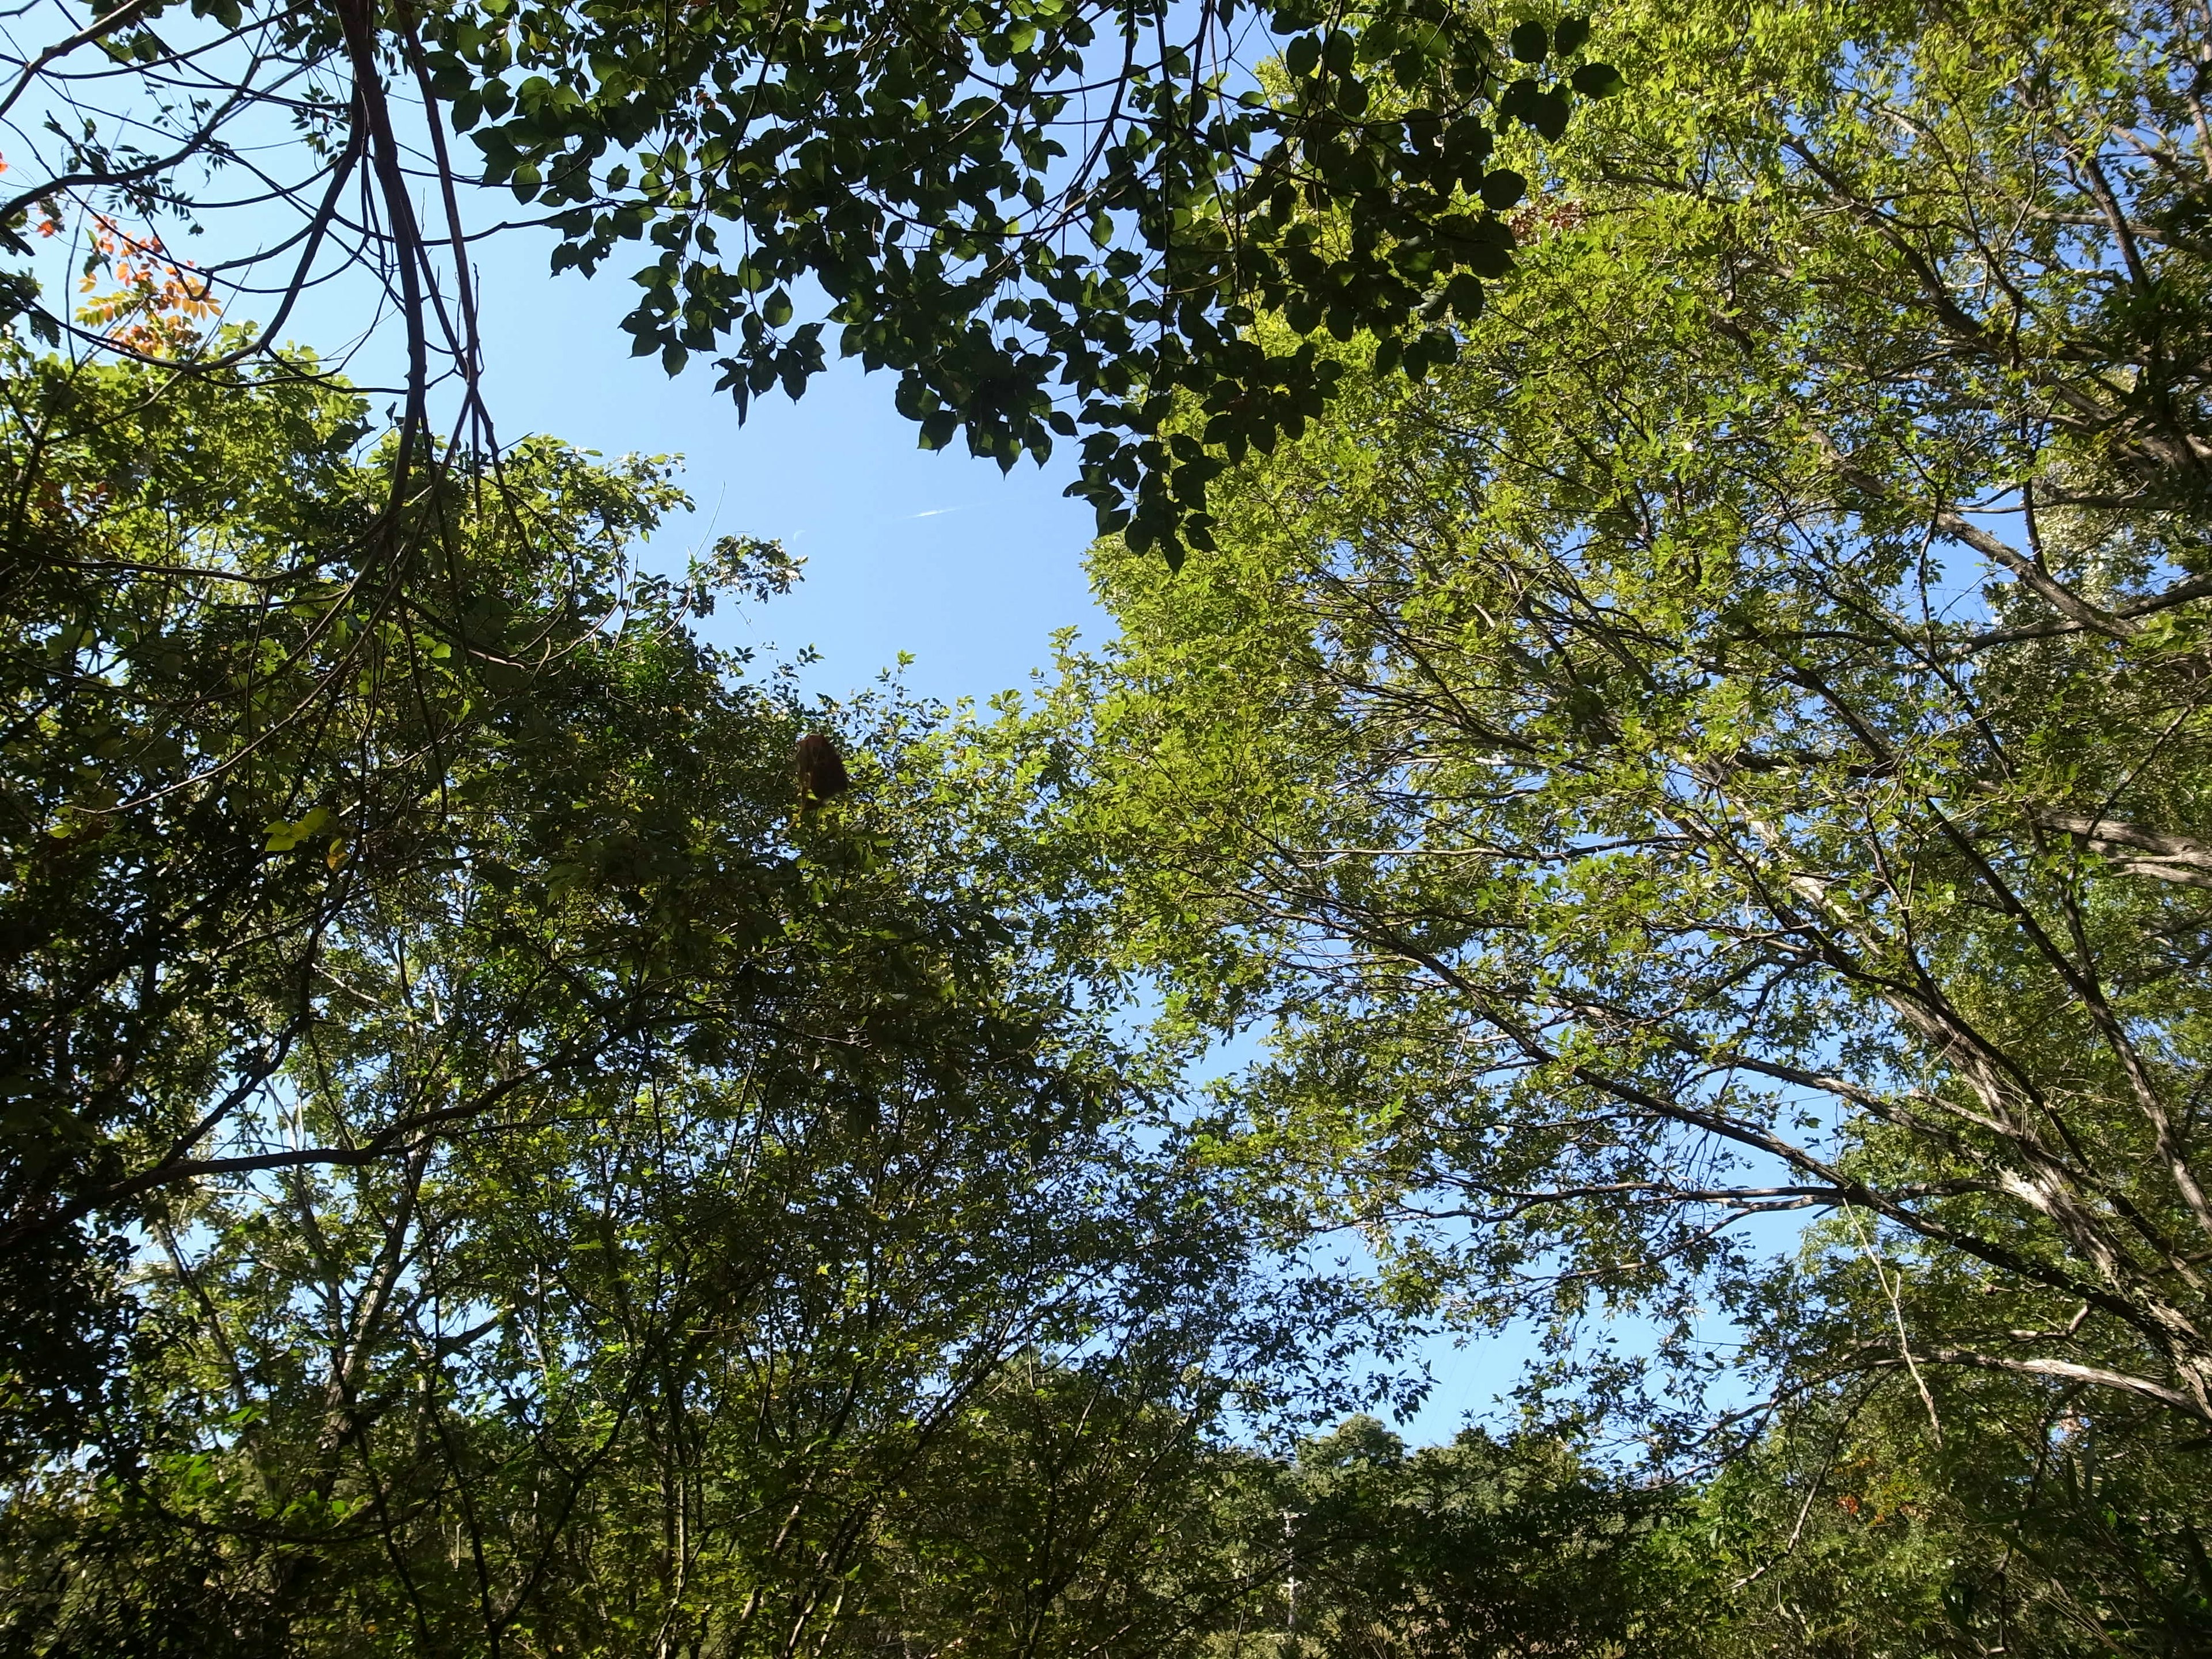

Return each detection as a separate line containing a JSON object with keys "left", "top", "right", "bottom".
{"left": 452, "top": 232, "right": 1110, "bottom": 710}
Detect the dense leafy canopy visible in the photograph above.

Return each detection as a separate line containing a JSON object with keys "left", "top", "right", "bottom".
{"left": 12, "top": 0, "right": 2212, "bottom": 1651}
{"left": 0, "top": 0, "right": 1615, "bottom": 562}
{"left": 1059, "top": 0, "right": 2212, "bottom": 1429}
{"left": 1020, "top": 0, "right": 2212, "bottom": 1644}
{"left": 0, "top": 348, "right": 1346, "bottom": 1652}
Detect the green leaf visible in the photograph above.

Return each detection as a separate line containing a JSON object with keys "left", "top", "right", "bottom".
{"left": 264, "top": 806, "right": 335, "bottom": 853}
{"left": 1570, "top": 62, "right": 1626, "bottom": 97}
{"left": 1528, "top": 88, "right": 1573, "bottom": 139}
{"left": 1479, "top": 169, "right": 1527, "bottom": 211}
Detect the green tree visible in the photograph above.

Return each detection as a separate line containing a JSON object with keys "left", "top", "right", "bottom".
{"left": 1255, "top": 1416, "right": 1679, "bottom": 1658}
{"left": 842, "top": 1357, "right": 1240, "bottom": 1658}
{"left": 0, "top": 346, "right": 1312, "bottom": 1655}
{"left": 1035, "top": 0, "right": 2212, "bottom": 1638}
{"left": 846, "top": 1401, "right": 1688, "bottom": 1659}
{"left": 1655, "top": 1378, "right": 2212, "bottom": 1658}
{"left": 0, "top": 338, "right": 728, "bottom": 1457}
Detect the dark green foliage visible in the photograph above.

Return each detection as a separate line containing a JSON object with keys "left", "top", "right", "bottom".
{"left": 1262, "top": 1417, "right": 1679, "bottom": 1658}
{"left": 22, "top": 0, "right": 2212, "bottom": 1650}
{"left": 0, "top": 0, "right": 1622, "bottom": 569}
{"left": 846, "top": 1403, "right": 1691, "bottom": 1659}
{"left": 0, "top": 347, "right": 1289, "bottom": 1654}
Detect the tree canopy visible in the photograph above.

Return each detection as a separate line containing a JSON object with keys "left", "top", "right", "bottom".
{"left": 0, "top": 0, "right": 1615, "bottom": 562}
{"left": 0, "top": 344, "right": 1347, "bottom": 1651}
{"left": 1024, "top": 0, "right": 2212, "bottom": 1643}
{"left": 1059, "top": 0, "right": 2212, "bottom": 1430}
{"left": 12, "top": 0, "right": 2212, "bottom": 1651}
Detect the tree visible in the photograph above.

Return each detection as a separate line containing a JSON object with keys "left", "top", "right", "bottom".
{"left": 849, "top": 1403, "right": 1685, "bottom": 1659}
{"left": 0, "top": 0, "right": 1619, "bottom": 563}
{"left": 1661, "top": 1366, "right": 2212, "bottom": 1657}
{"left": 1042, "top": 0, "right": 2212, "bottom": 1555}
{"left": 0, "top": 346, "right": 1321, "bottom": 1654}
{"left": 1252, "top": 1416, "right": 1677, "bottom": 1658}
{"left": 843, "top": 1357, "right": 1241, "bottom": 1658}
{"left": 0, "top": 338, "right": 723, "bottom": 1453}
